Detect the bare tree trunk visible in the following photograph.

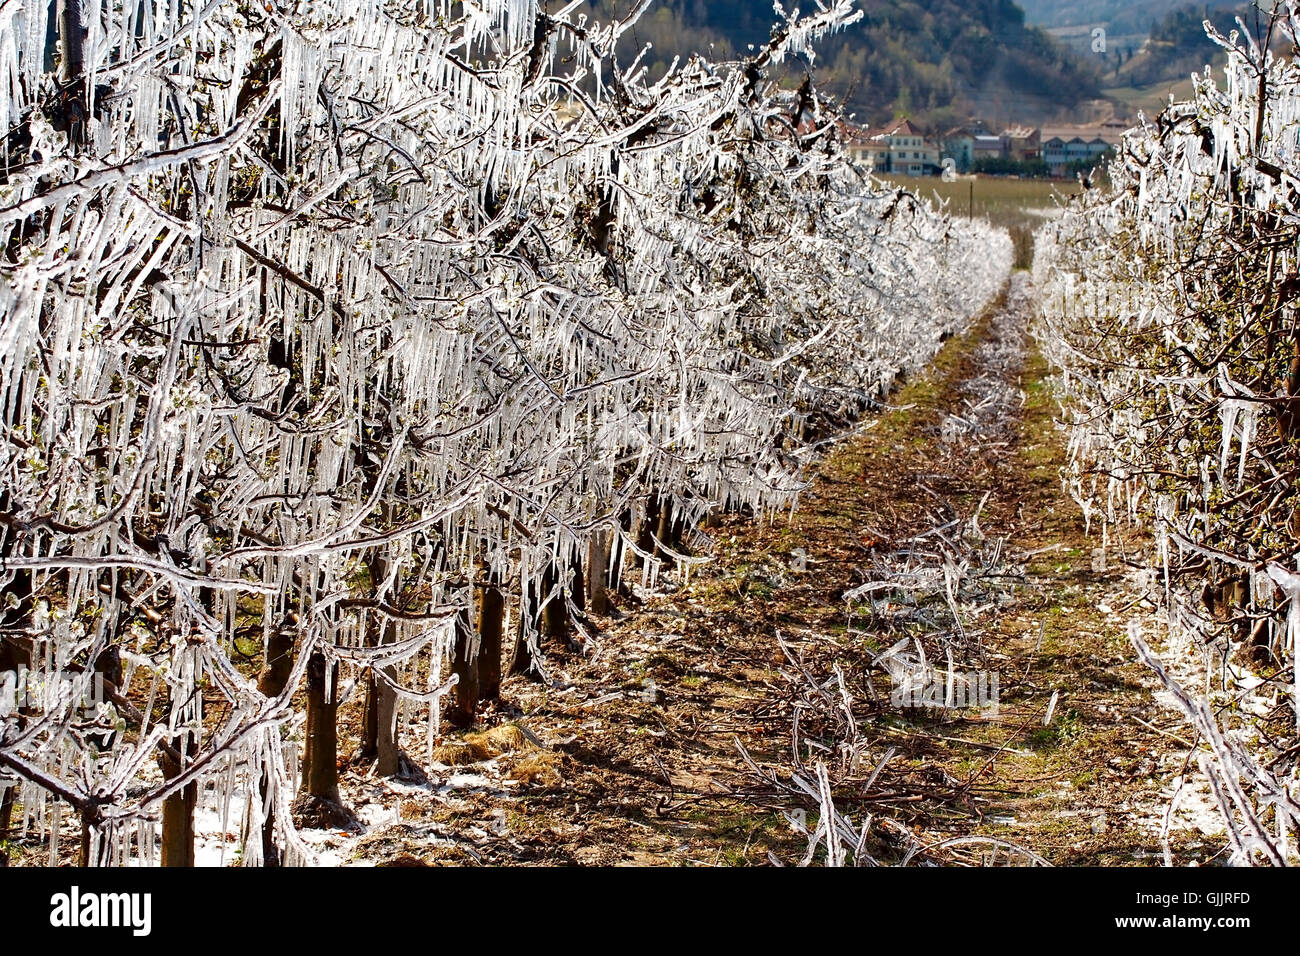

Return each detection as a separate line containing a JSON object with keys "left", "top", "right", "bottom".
{"left": 587, "top": 529, "right": 610, "bottom": 616}
{"left": 636, "top": 491, "right": 662, "bottom": 567}
{"left": 0, "top": 567, "right": 31, "bottom": 868}
{"left": 477, "top": 577, "right": 504, "bottom": 701}
{"left": 55, "top": 0, "right": 86, "bottom": 146}
{"left": 159, "top": 732, "right": 197, "bottom": 867}
{"left": 259, "top": 788, "right": 278, "bottom": 866}
{"left": 508, "top": 572, "right": 540, "bottom": 678}
{"left": 449, "top": 606, "right": 479, "bottom": 728}
{"left": 56, "top": 0, "right": 83, "bottom": 83}
{"left": 0, "top": 575, "right": 33, "bottom": 674}
{"left": 256, "top": 620, "right": 295, "bottom": 866}
{"left": 672, "top": 508, "right": 688, "bottom": 552}
{"left": 571, "top": 553, "right": 586, "bottom": 615}
{"left": 540, "top": 561, "right": 570, "bottom": 649}
{"left": 611, "top": 508, "right": 636, "bottom": 597}
{"left": 79, "top": 807, "right": 117, "bottom": 866}
{"left": 655, "top": 496, "right": 674, "bottom": 557}
{"left": 157, "top": 582, "right": 212, "bottom": 865}
{"left": 302, "top": 651, "right": 340, "bottom": 803}
{"left": 86, "top": 644, "right": 121, "bottom": 752}
{"left": 374, "top": 663, "right": 400, "bottom": 776}
{"left": 359, "top": 659, "right": 400, "bottom": 774}
{"left": 79, "top": 814, "right": 92, "bottom": 866}
{"left": 358, "top": 548, "right": 404, "bottom": 773}
{"left": 655, "top": 494, "right": 687, "bottom": 568}
{"left": 0, "top": 783, "right": 15, "bottom": 868}
{"left": 359, "top": 556, "right": 387, "bottom": 763}
{"left": 361, "top": 668, "right": 379, "bottom": 763}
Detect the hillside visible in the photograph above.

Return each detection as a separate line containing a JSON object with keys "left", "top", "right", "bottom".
{"left": 1023, "top": 1, "right": 1282, "bottom": 96}
{"left": 584, "top": 0, "right": 1103, "bottom": 128}
{"left": 1111, "top": 4, "right": 1285, "bottom": 87}
{"left": 1018, "top": 0, "right": 1191, "bottom": 33}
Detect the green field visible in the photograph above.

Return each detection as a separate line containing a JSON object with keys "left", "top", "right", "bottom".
{"left": 879, "top": 175, "right": 1069, "bottom": 231}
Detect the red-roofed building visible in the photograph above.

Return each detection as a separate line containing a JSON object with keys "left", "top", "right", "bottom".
{"left": 854, "top": 118, "right": 940, "bottom": 176}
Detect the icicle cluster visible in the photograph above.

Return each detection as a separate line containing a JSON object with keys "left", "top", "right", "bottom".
{"left": 0, "top": 0, "right": 1009, "bottom": 865}
{"left": 1036, "top": 3, "right": 1300, "bottom": 864}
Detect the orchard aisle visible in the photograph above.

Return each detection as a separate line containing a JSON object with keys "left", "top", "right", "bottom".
{"left": 334, "top": 274, "right": 1221, "bottom": 866}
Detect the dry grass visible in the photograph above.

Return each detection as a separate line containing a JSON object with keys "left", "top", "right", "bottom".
{"left": 431, "top": 722, "right": 534, "bottom": 766}
{"left": 879, "top": 175, "right": 1073, "bottom": 271}
{"left": 480, "top": 723, "right": 529, "bottom": 752}
{"left": 508, "top": 752, "right": 563, "bottom": 787}
{"left": 430, "top": 740, "right": 495, "bottom": 766}
{"left": 880, "top": 174, "right": 1069, "bottom": 230}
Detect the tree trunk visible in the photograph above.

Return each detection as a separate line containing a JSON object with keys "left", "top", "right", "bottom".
{"left": 79, "top": 815, "right": 92, "bottom": 866}
{"left": 655, "top": 496, "right": 674, "bottom": 558}
{"left": 159, "top": 732, "right": 197, "bottom": 867}
{"left": 449, "top": 606, "right": 479, "bottom": 728}
{"left": 86, "top": 644, "right": 121, "bottom": 752}
{"left": 360, "top": 657, "right": 399, "bottom": 773}
{"left": 358, "top": 547, "right": 402, "bottom": 772}
{"left": 636, "top": 492, "right": 662, "bottom": 567}
{"left": 360, "top": 659, "right": 400, "bottom": 775}
{"left": 255, "top": 619, "right": 295, "bottom": 867}
{"left": 571, "top": 553, "right": 586, "bottom": 615}
{"left": 540, "top": 561, "right": 570, "bottom": 649}
{"left": 302, "top": 650, "right": 340, "bottom": 803}
{"left": 360, "top": 669, "right": 379, "bottom": 763}
{"left": 80, "top": 810, "right": 113, "bottom": 866}
{"left": 55, "top": 0, "right": 87, "bottom": 146}
{"left": 476, "top": 579, "right": 504, "bottom": 702}
{"left": 0, "top": 567, "right": 31, "bottom": 869}
{"left": 655, "top": 495, "right": 687, "bottom": 567}
{"left": 56, "top": 0, "right": 84, "bottom": 84}
{"left": 257, "top": 618, "right": 297, "bottom": 698}
{"left": 359, "top": 556, "right": 387, "bottom": 764}
{"left": 374, "top": 659, "right": 400, "bottom": 776}
{"left": 0, "top": 784, "right": 15, "bottom": 868}
{"left": 0, "top": 570, "right": 33, "bottom": 679}
{"left": 508, "top": 572, "right": 540, "bottom": 678}
{"left": 259, "top": 766, "right": 280, "bottom": 868}
{"left": 612, "top": 508, "right": 636, "bottom": 597}
{"left": 588, "top": 529, "right": 610, "bottom": 616}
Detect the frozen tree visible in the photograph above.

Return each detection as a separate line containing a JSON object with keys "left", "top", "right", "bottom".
{"left": 1036, "top": 0, "right": 1300, "bottom": 864}
{"left": 0, "top": 0, "right": 1010, "bottom": 865}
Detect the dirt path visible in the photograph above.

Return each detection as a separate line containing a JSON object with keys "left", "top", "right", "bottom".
{"left": 333, "top": 275, "right": 1222, "bottom": 866}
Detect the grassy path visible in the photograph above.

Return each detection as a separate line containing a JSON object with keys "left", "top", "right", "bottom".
{"left": 336, "top": 275, "right": 1220, "bottom": 866}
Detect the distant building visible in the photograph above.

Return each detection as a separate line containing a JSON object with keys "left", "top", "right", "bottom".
{"left": 856, "top": 118, "right": 940, "bottom": 176}
{"left": 1041, "top": 125, "right": 1121, "bottom": 176}
{"left": 1002, "top": 126, "right": 1041, "bottom": 163}
{"left": 942, "top": 128, "right": 975, "bottom": 172}
{"left": 842, "top": 122, "right": 891, "bottom": 169}
{"left": 1100, "top": 118, "right": 1130, "bottom": 139}
{"left": 972, "top": 134, "right": 1004, "bottom": 163}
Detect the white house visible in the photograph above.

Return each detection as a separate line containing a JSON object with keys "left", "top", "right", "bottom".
{"left": 863, "top": 118, "right": 940, "bottom": 176}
